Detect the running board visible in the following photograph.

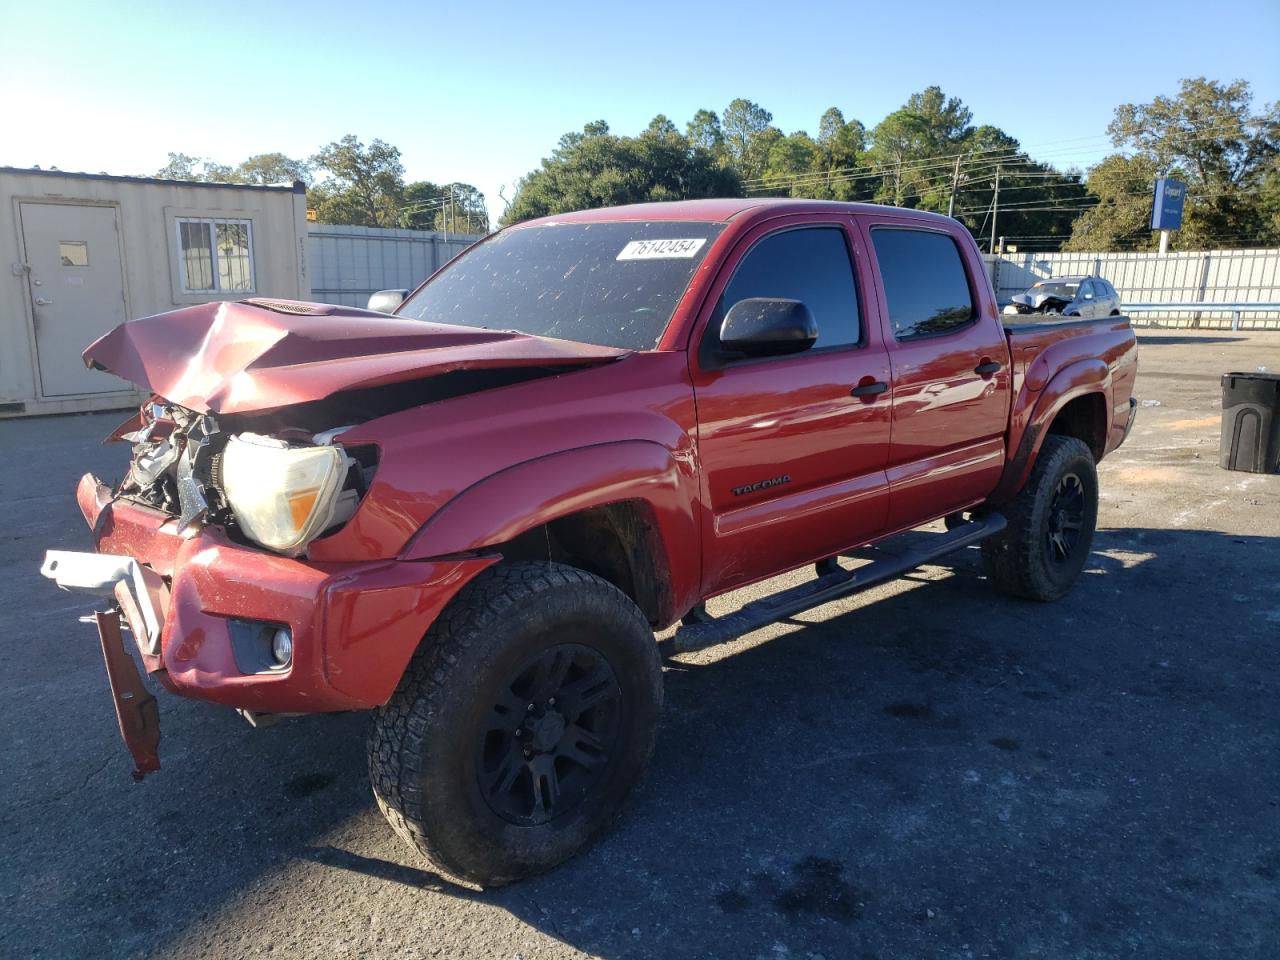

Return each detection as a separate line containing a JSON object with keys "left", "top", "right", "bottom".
{"left": 663, "top": 513, "right": 1006, "bottom": 656}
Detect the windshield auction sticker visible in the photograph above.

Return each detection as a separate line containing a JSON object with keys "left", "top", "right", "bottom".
{"left": 616, "top": 238, "right": 707, "bottom": 260}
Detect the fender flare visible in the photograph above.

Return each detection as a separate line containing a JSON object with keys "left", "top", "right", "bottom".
{"left": 400, "top": 440, "right": 700, "bottom": 622}
{"left": 991, "top": 358, "right": 1112, "bottom": 502}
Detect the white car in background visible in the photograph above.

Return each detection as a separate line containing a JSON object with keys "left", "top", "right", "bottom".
{"left": 1004, "top": 276, "right": 1122, "bottom": 319}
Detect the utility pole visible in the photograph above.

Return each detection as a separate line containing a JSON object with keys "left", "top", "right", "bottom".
{"left": 989, "top": 164, "right": 1001, "bottom": 254}
{"left": 947, "top": 153, "right": 963, "bottom": 218}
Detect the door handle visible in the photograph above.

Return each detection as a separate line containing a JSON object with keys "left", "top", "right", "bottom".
{"left": 34, "top": 297, "right": 53, "bottom": 306}
{"left": 850, "top": 381, "right": 888, "bottom": 397}
{"left": 974, "top": 361, "right": 1002, "bottom": 376}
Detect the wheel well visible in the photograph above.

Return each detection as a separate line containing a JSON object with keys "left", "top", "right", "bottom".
{"left": 496, "top": 501, "right": 674, "bottom": 627}
{"left": 1047, "top": 393, "right": 1106, "bottom": 461}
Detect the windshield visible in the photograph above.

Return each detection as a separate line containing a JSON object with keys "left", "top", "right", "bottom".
{"left": 1033, "top": 282, "right": 1080, "bottom": 298}
{"left": 397, "top": 220, "right": 726, "bottom": 350}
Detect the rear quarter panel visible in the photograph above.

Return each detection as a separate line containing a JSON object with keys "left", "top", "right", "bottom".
{"left": 994, "top": 317, "right": 1137, "bottom": 501}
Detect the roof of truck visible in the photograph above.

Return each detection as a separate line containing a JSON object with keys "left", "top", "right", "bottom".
{"left": 517, "top": 198, "right": 958, "bottom": 227}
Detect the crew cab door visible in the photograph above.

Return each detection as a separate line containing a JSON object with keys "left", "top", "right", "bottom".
{"left": 690, "top": 217, "right": 891, "bottom": 595}
{"left": 857, "top": 218, "right": 1011, "bottom": 530}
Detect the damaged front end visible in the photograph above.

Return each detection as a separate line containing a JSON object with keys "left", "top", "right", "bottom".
{"left": 1005, "top": 293, "right": 1072, "bottom": 316}
{"left": 111, "top": 400, "right": 376, "bottom": 557}
{"left": 41, "top": 401, "right": 380, "bottom": 779}
{"left": 41, "top": 298, "right": 621, "bottom": 779}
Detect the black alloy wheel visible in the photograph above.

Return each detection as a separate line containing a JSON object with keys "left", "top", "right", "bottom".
{"left": 479, "top": 644, "right": 621, "bottom": 826}
{"left": 1044, "top": 472, "right": 1086, "bottom": 565}
{"left": 369, "top": 561, "right": 663, "bottom": 887}
{"left": 980, "top": 434, "right": 1098, "bottom": 602}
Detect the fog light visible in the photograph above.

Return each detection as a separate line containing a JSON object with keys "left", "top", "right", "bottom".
{"left": 271, "top": 628, "right": 293, "bottom": 666}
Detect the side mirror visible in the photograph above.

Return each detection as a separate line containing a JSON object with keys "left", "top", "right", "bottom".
{"left": 719, "top": 298, "right": 818, "bottom": 358}
{"left": 367, "top": 289, "right": 409, "bottom": 314}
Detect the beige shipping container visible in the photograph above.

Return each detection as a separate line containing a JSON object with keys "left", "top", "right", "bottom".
{"left": 1, "top": 168, "right": 310, "bottom": 417}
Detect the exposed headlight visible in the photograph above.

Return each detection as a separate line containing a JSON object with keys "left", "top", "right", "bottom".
{"left": 221, "top": 433, "right": 348, "bottom": 555}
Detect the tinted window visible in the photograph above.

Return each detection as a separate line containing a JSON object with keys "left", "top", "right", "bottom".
{"left": 714, "top": 227, "right": 860, "bottom": 352}
{"left": 1080, "top": 281, "right": 1096, "bottom": 299}
{"left": 871, "top": 229, "right": 975, "bottom": 339}
{"left": 397, "top": 221, "right": 725, "bottom": 350}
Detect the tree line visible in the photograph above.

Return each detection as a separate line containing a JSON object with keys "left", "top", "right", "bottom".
{"left": 502, "top": 78, "right": 1280, "bottom": 252}
{"left": 154, "top": 78, "right": 1278, "bottom": 252}
{"left": 154, "top": 135, "right": 489, "bottom": 234}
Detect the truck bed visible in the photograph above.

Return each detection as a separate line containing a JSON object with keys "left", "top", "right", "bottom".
{"left": 1003, "top": 313, "right": 1131, "bottom": 334}
{"left": 1000, "top": 314, "right": 1138, "bottom": 474}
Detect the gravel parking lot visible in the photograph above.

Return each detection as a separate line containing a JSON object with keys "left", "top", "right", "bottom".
{"left": 2, "top": 328, "right": 1278, "bottom": 960}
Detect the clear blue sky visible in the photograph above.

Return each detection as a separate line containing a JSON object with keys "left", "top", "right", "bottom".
{"left": 3, "top": 0, "right": 1277, "bottom": 224}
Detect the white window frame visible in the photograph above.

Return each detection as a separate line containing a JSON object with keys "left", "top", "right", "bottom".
{"left": 174, "top": 216, "right": 256, "bottom": 295}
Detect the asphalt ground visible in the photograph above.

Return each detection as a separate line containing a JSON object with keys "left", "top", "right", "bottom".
{"left": 2, "top": 328, "right": 1278, "bottom": 960}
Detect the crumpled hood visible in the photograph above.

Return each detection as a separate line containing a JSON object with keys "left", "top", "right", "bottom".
{"left": 84, "top": 299, "right": 628, "bottom": 414}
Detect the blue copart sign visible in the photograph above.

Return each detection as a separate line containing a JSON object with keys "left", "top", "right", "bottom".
{"left": 1151, "top": 178, "right": 1186, "bottom": 231}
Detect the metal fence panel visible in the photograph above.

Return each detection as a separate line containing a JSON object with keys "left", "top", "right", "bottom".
{"left": 982, "top": 248, "right": 1280, "bottom": 330}
{"left": 308, "top": 224, "right": 484, "bottom": 307}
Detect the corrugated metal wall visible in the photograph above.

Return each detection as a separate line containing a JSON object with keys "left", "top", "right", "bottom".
{"left": 308, "top": 224, "right": 483, "bottom": 307}
{"left": 982, "top": 248, "right": 1280, "bottom": 329}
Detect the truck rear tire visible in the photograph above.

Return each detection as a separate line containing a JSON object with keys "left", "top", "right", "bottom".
{"left": 981, "top": 435, "right": 1098, "bottom": 601}
{"left": 368, "top": 560, "right": 663, "bottom": 887}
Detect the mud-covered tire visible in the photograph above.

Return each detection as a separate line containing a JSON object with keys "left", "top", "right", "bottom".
{"left": 981, "top": 435, "right": 1098, "bottom": 601}
{"left": 368, "top": 561, "right": 663, "bottom": 887}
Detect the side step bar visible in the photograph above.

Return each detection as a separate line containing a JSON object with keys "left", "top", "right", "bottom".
{"left": 663, "top": 513, "right": 1006, "bottom": 656}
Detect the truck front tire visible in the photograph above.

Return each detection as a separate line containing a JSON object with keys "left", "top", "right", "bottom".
{"left": 982, "top": 435, "right": 1098, "bottom": 601}
{"left": 369, "top": 561, "right": 663, "bottom": 887}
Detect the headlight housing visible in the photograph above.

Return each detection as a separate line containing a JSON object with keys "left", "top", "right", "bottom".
{"left": 221, "top": 433, "right": 349, "bottom": 555}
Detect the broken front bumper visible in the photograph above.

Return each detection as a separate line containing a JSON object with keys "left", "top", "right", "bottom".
{"left": 43, "top": 474, "right": 497, "bottom": 776}
{"left": 95, "top": 610, "right": 161, "bottom": 781}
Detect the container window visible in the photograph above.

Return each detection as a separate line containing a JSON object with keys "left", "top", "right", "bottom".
{"left": 59, "top": 241, "right": 89, "bottom": 266}
{"left": 176, "top": 217, "right": 255, "bottom": 293}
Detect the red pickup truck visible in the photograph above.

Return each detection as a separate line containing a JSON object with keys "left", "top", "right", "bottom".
{"left": 43, "top": 198, "right": 1137, "bottom": 886}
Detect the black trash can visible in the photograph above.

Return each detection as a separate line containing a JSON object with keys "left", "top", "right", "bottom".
{"left": 1220, "top": 372, "right": 1280, "bottom": 474}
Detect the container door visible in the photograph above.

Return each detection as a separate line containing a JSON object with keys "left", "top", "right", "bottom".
{"left": 19, "top": 202, "right": 129, "bottom": 397}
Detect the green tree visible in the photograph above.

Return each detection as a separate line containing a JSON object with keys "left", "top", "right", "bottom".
{"left": 1063, "top": 154, "right": 1160, "bottom": 251}
{"left": 155, "top": 152, "right": 202, "bottom": 180}
{"left": 309, "top": 135, "right": 406, "bottom": 227}
{"left": 154, "top": 152, "right": 233, "bottom": 182}
{"left": 760, "top": 132, "right": 821, "bottom": 197}
{"left": 233, "top": 152, "right": 312, "bottom": 186}
{"left": 382, "top": 180, "right": 490, "bottom": 233}
{"left": 1259, "top": 162, "right": 1280, "bottom": 240}
{"left": 434, "top": 183, "right": 490, "bottom": 234}
{"left": 686, "top": 109, "right": 725, "bottom": 154}
{"left": 1069, "top": 78, "right": 1280, "bottom": 250}
{"left": 868, "top": 86, "right": 974, "bottom": 206}
{"left": 400, "top": 180, "right": 442, "bottom": 229}
{"left": 155, "top": 150, "right": 310, "bottom": 185}
{"left": 502, "top": 118, "right": 741, "bottom": 225}
{"left": 868, "top": 108, "right": 934, "bottom": 205}
{"left": 721, "top": 98, "right": 780, "bottom": 181}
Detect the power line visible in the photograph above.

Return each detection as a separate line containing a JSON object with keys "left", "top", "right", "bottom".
{"left": 743, "top": 123, "right": 1273, "bottom": 197}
